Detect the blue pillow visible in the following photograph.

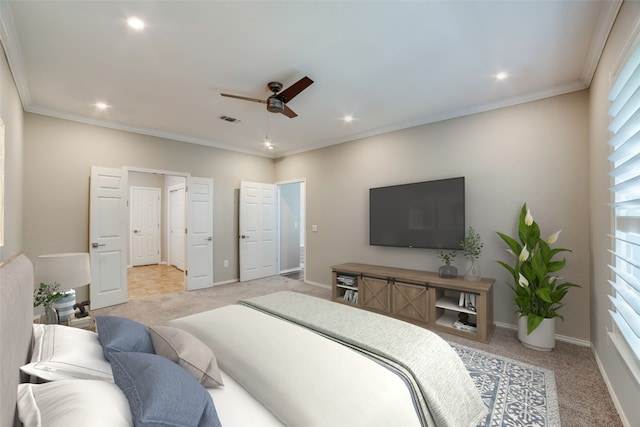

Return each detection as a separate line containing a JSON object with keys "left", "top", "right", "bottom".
{"left": 95, "top": 316, "right": 155, "bottom": 361}
{"left": 109, "top": 352, "right": 221, "bottom": 427}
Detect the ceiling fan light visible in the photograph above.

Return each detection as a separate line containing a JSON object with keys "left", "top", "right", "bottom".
{"left": 267, "top": 97, "right": 283, "bottom": 113}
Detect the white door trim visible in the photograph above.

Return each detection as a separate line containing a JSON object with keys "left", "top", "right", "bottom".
{"left": 168, "top": 183, "right": 186, "bottom": 271}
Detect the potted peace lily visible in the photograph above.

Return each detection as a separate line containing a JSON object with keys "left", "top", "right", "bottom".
{"left": 496, "top": 203, "right": 580, "bottom": 350}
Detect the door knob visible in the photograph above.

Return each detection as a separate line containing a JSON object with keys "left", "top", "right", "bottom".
{"left": 91, "top": 242, "right": 106, "bottom": 248}
{"left": 240, "top": 235, "right": 249, "bottom": 239}
{"left": 207, "top": 236, "right": 213, "bottom": 241}
{"left": 133, "top": 230, "right": 140, "bottom": 233}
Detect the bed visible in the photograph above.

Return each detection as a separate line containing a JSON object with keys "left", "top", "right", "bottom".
{"left": 2, "top": 254, "right": 487, "bottom": 427}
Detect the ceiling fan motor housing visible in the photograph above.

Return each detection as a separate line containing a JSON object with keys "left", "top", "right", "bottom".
{"left": 267, "top": 96, "right": 284, "bottom": 113}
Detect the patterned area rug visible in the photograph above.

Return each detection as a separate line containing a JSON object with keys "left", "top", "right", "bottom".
{"left": 450, "top": 343, "right": 561, "bottom": 427}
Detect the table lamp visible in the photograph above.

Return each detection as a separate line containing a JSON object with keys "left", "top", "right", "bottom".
{"left": 35, "top": 253, "right": 91, "bottom": 322}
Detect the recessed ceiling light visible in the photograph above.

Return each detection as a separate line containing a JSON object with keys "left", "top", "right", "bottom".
{"left": 343, "top": 115, "right": 354, "bottom": 122}
{"left": 95, "top": 102, "right": 109, "bottom": 110}
{"left": 127, "top": 17, "right": 145, "bottom": 30}
{"left": 263, "top": 136, "right": 274, "bottom": 150}
{"left": 496, "top": 72, "right": 508, "bottom": 81}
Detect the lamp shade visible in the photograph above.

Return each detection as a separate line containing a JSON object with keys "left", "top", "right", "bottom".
{"left": 35, "top": 253, "right": 91, "bottom": 322}
{"left": 35, "top": 253, "right": 91, "bottom": 290}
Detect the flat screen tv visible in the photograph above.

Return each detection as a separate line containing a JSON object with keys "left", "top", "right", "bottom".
{"left": 369, "top": 177, "right": 465, "bottom": 250}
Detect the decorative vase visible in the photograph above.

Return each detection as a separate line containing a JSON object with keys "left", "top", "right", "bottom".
{"left": 438, "top": 265, "right": 458, "bottom": 279}
{"left": 464, "top": 258, "right": 481, "bottom": 282}
{"left": 53, "top": 289, "right": 76, "bottom": 323}
{"left": 518, "top": 316, "right": 555, "bottom": 351}
{"left": 40, "top": 305, "right": 58, "bottom": 325}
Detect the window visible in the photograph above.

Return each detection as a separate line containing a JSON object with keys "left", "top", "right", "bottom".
{"left": 0, "top": 118, "right": 4, "bottom": 247}
{"left": 607, "top": 41, "right": 640, "bottom": 382}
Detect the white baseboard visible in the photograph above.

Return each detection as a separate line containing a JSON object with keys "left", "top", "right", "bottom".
{"left": 303, "top": 279, "right": 331, "bottom": 289}
{"left": 493, "top": 321, "right": 591, "bottom": 347}
{"left": 213, "top": 278, "right": 239, "bottom": 286}
{"left": 592, "top": 346, "right": 632, "bottom": 427}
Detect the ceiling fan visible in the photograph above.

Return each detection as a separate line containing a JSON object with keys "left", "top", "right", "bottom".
{"left": 221, "top": 76, "right": 313, "bottom": 118}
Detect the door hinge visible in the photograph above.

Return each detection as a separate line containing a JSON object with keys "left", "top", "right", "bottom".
{"left": 185, "top": 228, "right": 187, "bottom": 234}
{"left": 185, "top": 270, "right": 188, "bottom": 276}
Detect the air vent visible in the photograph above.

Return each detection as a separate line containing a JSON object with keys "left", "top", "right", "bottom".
{"left": 219, "top": 115, "right": 241, "bottom": 124}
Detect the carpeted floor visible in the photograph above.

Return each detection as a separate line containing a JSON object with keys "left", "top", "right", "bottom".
{"left": 93, "top": 274, "right": 622, "bottom": 426}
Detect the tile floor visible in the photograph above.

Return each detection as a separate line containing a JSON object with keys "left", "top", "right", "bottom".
{"left": 127, "top": 264, "right": 184, "bottom": 300}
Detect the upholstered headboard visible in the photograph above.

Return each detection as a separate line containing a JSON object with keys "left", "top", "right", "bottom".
{"left": 0, "top": 254, "right": 34, "bottom": 427}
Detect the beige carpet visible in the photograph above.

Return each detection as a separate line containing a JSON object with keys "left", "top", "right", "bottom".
{"left": 93, "top": 275, "right": 622, "bottom": 427}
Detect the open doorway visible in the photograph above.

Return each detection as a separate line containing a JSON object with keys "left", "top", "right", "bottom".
{"left": 278, "top": 181, "right": 305, "bottom": 280}
{"left": 127, "top": 171, "right": 187, "bottom": 300}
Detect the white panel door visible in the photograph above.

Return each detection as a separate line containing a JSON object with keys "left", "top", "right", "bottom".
{"left": 169, "top": 184, "right": 186, "bottom": 271}
{"left": 131, "top": 187, "right": 160, "bottom": 267}
{"left": 240, "top": 181, "right": 277, "bottom": 282}
{"left": 89, "top": 166, "right": 128, "bottom": 309}
{"left": 186, "top": 177, "right": 214, "bottom": 290}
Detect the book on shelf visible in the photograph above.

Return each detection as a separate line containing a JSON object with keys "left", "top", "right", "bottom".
{"left": 342, "top": 289, "right": 358, "bottom": 304}
{"left": 458, "top": 292, "right": 477, "bottom": 312}
{"left": 337, "top": 274, "right": 356, "bottom": 287}
{"left": 453, "top": 320, "right": 477, "bottom": 332}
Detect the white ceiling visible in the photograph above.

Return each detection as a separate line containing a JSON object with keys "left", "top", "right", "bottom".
{"left": 0, "top": 1, "right": 621, "bottom": 158}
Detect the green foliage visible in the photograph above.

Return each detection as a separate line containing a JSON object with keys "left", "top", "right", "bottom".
{"left": 496, "top": 203, "right": 580, "bottom": 334}
{"left": 33, "top": 282, "right": 64, "bottom": 308}
{"left": 437, "top": 250, "right": 457, "bottom": 266}
{"left": 460, "top": 226, "right": 483, "bottom": 259}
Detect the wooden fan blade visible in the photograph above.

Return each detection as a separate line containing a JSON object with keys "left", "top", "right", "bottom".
{"left": 221, "top": 93, "right": 266, "bottom": 104}
{"left": 281, "top": 105, "right": 298, "bottom": 118}
{"left": 277, "top": 76, "right": 313, "bottom": 103}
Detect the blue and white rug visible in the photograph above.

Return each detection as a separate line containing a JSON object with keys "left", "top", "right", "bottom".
{"left": 450, "top": 343, "right": 561, "bottom": 427}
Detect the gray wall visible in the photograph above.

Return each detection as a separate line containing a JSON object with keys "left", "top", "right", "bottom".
{"left": 589, "top": 2, "right": 640, "bottom": 425}
{"left": 275, "top": 90, "right": 591, "bottom": 343}
{"left": 0, "top": 41, "right": 24, "bottom": 263}
{"left": 22, "top": 113, "right": 275, "bottom": 296}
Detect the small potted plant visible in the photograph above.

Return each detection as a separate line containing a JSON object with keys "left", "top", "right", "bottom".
{"left": 437, "top": 250, "right": 458, "bottom": 278}
{"left": 34, "top": 282, "right": 64, "bottom": 324}
{"left": 460, "top": 227, "right": 483, "bottom": 281}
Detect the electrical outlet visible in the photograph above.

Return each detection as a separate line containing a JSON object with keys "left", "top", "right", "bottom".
{"left": 224, "top": 260, "right": 229, "bottom": 268}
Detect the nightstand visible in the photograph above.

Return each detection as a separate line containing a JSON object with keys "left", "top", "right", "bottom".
{"left": 67, "top": 315, "right": 93, "bottom": 330}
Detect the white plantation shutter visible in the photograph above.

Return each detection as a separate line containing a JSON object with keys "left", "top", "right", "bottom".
{"left": 607, "top": 40, "right": 640, "bottom": 378}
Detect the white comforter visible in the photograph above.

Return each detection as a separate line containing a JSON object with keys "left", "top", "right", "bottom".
{"left": 171, "top": 304, "right": 422, "bottom": 427}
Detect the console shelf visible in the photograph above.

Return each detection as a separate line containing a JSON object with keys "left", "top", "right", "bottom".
{"left": 331, "top": 262, "right": 495, "bottom": 343}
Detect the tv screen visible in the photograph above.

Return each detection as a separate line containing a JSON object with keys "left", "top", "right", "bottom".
{"left": 369, "top": 177, "right": 465, "bottom": 250}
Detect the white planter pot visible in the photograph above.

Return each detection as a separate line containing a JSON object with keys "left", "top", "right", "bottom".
{"left": 518, "top": 316, "right": 555, "bottom": 351}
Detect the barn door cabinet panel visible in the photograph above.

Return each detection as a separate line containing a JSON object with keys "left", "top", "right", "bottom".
{"left": 392, "top": 281, "right": 429, "bottom": 323}
{"left": 331, "top": 263, "right": 495, "bottom": 343}
{"left": 360, "top": 276, "right": 391, "bottom": 313}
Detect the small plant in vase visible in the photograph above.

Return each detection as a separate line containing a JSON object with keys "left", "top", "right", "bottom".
{"left": 34, "top": 282, "right": 64, "bottom": 324}
{"left": 460, "top": 227, "right": 483, "bottom": 281}
{"left": 437, "top": 250, "right": 458, "bottom": 278}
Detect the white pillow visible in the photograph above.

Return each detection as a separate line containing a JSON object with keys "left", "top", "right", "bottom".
{"left": 20, "top": 324, "right": 113, "bottom": 381}
{"left": 17, "top": 380, "right": 133, "bottom": 427}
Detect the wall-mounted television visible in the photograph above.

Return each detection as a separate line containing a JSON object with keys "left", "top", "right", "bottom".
{"left": 369, "top": 177, "right": 465, "bottom": 250}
